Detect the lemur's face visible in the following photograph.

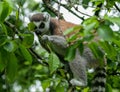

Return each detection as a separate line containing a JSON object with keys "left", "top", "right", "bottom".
{"left": 30, "top": 13, "right": 50, "bottom": 35}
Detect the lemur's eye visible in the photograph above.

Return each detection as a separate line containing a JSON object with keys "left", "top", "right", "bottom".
{"left": 39, "top": 22, "right": 45, "bottom": 29}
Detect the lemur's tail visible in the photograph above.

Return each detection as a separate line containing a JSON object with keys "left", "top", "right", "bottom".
{"left": 91, "top": 67, "right": 106, "bottom": 92}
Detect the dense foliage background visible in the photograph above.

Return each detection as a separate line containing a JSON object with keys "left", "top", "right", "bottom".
{"left": 0, "top": 0, "right": 120, "bottom": 92}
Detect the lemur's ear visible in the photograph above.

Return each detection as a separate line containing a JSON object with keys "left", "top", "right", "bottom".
{"left": 43, "top": 12, "right": 50, "bottom": 22}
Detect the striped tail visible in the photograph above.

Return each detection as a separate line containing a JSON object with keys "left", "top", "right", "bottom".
{"left": 91, "top": 67, "right": 106, "bottom": 92}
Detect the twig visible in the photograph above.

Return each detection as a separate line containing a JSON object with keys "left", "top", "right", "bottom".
{"left": 114, "top": 3, "right": 120, "bottom": 13}
{"left": 29, "top": 48, "right": 48, "bottom": 66}
{"left": 54, "top": 0, "right": 84, "bottom": 20}
{"left": 57, "top": 0, "right": 61, "bottom": 19}
{"left": 73, "top": 6, "right": 92, "bottom": 17}
{"left": 42, "top": 0, "right": 63, "bottom": 19}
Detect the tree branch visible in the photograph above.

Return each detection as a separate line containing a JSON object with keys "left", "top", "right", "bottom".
{"left": 54, "top": 0, "right": 84, "bottom": 20}
{"left": 42, "top": 0, "right": 63, "bottom": 19}
{"left": 73, "top": 6, "right": 92, "bottom": 17}
{"left": 114, "top": 3, "right": 120, "bottom": 13}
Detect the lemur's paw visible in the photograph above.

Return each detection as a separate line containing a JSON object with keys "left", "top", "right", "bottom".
{"left": 70, "top": 79, "right": 87, "bottom": 87}
{"left": 41, "top": 35, "right": 49, "bottom": 41}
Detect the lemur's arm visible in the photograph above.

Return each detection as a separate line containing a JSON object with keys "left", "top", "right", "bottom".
{"left": 40, "top": 35, "right": 67, "bottom": 56}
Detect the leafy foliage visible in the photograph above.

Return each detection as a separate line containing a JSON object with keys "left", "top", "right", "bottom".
{"left": 0, "top": 0, "right": 120, "bottom": 92}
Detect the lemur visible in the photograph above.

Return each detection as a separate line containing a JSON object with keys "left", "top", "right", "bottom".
{"left": 30, "top": 12, "right": 106, "bottom": 92}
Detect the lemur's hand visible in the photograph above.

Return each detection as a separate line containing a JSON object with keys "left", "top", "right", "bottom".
{"left": 41, "top": 35, "right": 67, "bottom": 56}
{"left": 41, "top": 35, "right": 49, "bottom": 41}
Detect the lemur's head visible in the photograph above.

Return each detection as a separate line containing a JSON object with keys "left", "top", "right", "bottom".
{"left": 30, "top": 13, "right": 50, "bottom": 35}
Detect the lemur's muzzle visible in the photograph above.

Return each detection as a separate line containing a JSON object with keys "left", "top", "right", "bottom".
{"left": 35, "top": 29, "right": 42, "bottom": 35}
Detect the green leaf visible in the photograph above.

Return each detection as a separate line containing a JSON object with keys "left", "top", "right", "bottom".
{"left": 16, "top": 0, "right": 26, "bottom": 6}
{"left": 0, "top": 49, "right": 7, "bottom": 72}
{"left": 88, "top": 42, "right": 104, "bottom": 60}
{"left": 65, "top": 45, "right": 76, "bottom": 61}
{"left": 32, "top": 3, "right": 40, "bottom": 11}
{"left": 21, "top": 33, "right": 34, "bottom": 48}
{"left": 99, "top": 41, "right": 117, "bottom": 60}
{"left": 0, "top": 53, "right": 4, "bottom": 72}
{"left": 106, "top": 0, "right": 115, "bottom": 8}
{"left": 82, "top": 0, "right": 90, "bottom": 8}
{"left": 106, "top": 83, "right": 112, "bottom": 92}
{"left": 5, "top": 0, "right": 13, "bottom": 8}
{"left": 19, "top": 44, "right": 32, "bottom": 64}
{"left": 1, "top": 23, "right": 8, "bottom": 35}
{"left": 97, "top": 25, "right": 114, "bottom": 41}
{"left": 83, "top": 34, "right": 94, "bottom": 41}
{"left": 63, "top": 25, "right": 82, "bottom": 36}
{"left": 91, "top": 0, "right": 104, "bottom": 5}
{"left": 6, "top": 53, "right": 18, "bottom": 82}
{"left": 66, "top": 32, "right": 80, "bottom": 42}
{"left": 0, "top": 2, "right": 3, "bottom": 18}
{"left": 0, "top": 35, "right": 7, "bottom": 46}
{"left": 82, "top": 87, "right": 89, "bottom": 92}
{"left": 4, "top": 41, "right": 18, "bottom": 52}
{"left": 83, "top": 17, "right": 99, "bottom": 35}
{"left": 56, "top": 80, "right": 68, "bottom": 92}
{"left": 113, "top": 39, "right": 120, "bottom": 47}
{"left": 104, "top": 15, "right": 120, "bottom": 26}
{"left": 28, "top": 22, "right": 36, "bottom": 31}
{"left": 48, "top": 52, "right": 60, "bottom": 74}
{"left": 112, "top": 76, "right": 120, "bottom": 88}
{"left": 42, "top": 79, "right": 51, "bottom": 90}
{"left": 85, "top": 22, "right": 96, "bottom": 31}
{"left": 0, "top": 2, "right": 12, "bottom": 22}
{"left": 78, "top": 41, "right": 84, "bottom": 54}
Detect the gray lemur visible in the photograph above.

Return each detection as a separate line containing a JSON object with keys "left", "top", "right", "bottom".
{"left": 30, "top": 13, "right": 106, "bottom": 92}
